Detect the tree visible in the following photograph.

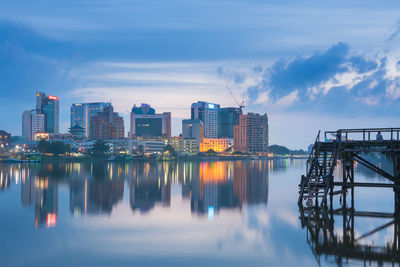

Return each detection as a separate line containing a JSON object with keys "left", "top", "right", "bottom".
{"left": 90, "top": 140, "right": 110, "bottom": 156}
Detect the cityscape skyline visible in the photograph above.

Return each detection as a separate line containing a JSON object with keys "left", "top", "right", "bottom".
{"left": 2, "top": 1, "right": 400, "bottom": 150}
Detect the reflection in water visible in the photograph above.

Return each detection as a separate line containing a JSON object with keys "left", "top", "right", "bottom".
{"left": 0, "top": 160, "right": 269, "bottom": 227}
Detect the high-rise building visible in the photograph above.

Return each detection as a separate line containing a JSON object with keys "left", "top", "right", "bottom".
{"left": 89, "top": 105, "right": 124, "bottom": 140}
{"left": 191, "top": 101, "right": 220, "bottom": 138}
{"left": 218, "top": 107, "right": 242, "bottom": 138}
{"left": 130, "top": 104, "right": 171, "bottom": 139}
{"left": 70, "top": 102, "right": 111, "bottom": 138}
{"left": 233, "top": 113, "right": 269, "bottom": 154}
{"left": 182, "top": 119, "right": 203, "bottom": 149}
{"left": 22, "top": 110, "right": 32, "bottom": 140}
{"left": 22, "top": 110, "right": 45, "bottom": 141}
{"left": 36, "top": 92, "right": 59, "bottom": 134}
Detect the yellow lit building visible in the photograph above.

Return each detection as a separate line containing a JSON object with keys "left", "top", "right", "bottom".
{"left": 34, "top": 132, "right": 50, "bottom": 141}
{"left": 200, "top": 138, "right": 229, "bottom": 153}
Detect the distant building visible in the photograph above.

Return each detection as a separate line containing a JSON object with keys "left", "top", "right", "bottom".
{"left": 234, "top": 113, "right": 269, "bottom": 154}
{"left": 0, "top": 130, "right": 11, "bottom": 147}
{"left": 191, "top": 101, "right": 220, "bottom": 138}
{"left": 182, "top": 119, "right": 203, "bottom": 149}
{"left": 89, "top": 106, "right": 124, "bottom": 140}
{"left": 69, "top": 125, "right": 85, "bottom": 138}
{"left": 168, "top": 138, "right": 198, "bottom": 155}
{"left": 200, "top": 138, "right": 229, "bottom": 153}
{"left": 22, "top": 110, "right": 32, "bottom": 140}
{"left": 130, "top": 104, "right": 171, "bottom": 139}
{"left": 36, "top": 92, "right": 59, "bottom": 134}
{"left": 218, "top": 107, "right": 242, "bottom": 138}
{"left": 70, "top": 102, "right": 111, "bottom": 138}
{"left": 22, "top": 110, "right": 45, "bottom": 141}
{"left": 127, "top": 139, "right": 166, "bottom": 154}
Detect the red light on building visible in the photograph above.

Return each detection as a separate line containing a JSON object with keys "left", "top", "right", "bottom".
{"left": 48, "top": 95, "right": 58, "bottom": 100}
{"left": 46, "top": 213, "right": 57, "bottom": 228}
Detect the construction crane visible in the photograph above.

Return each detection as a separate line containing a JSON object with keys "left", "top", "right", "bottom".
{"left": 226, "top": 86, "right": 245, "bottom": 111}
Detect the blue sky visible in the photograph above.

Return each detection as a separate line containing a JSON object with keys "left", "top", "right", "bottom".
{"left": 1, "top": 0, "right": 400, "bottom": 149}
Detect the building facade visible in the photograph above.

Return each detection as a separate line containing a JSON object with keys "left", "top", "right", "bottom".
{"left": 182, "top": 119, "right": 203, "bottom": 149}
{"left": 191, "top": 101, "right": 220, "bottom": 138}
{"left": 200, "top": 138, "right": 229, "bottom": 153}
{"left": 70, "top": 102, "right": 111, "bottom": 138}
{"left": 168, "top": 138, "right": 198, "bottom": 155}
{"left": 89, "top": 106, "right": 124, "bottom": 140}
{"left": 218, "top": 107, "right": 242, "bottom": 138}
{"left": 233, "top": 113, "right": 269, "bottom": 154}
{"left": 22, "top": 110, "right": 45, "bottom": 141}
{"left": 130, "top": 104, "right": 171, "bottom": 139}
{"left": 36, "top": 92, "right": 59, "bottom": 134}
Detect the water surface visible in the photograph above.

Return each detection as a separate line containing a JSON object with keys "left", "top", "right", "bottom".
{"left": 0, "top": 159, "right": 395, "bottom": 266}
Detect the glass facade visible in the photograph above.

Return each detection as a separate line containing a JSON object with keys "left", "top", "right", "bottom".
{"left": 135, "top": 118, "right": 162, "bottom": 137}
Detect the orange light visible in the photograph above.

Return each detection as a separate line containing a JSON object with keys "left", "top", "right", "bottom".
{"left": 48, "top": 95, "right": 58, "bottom": 100}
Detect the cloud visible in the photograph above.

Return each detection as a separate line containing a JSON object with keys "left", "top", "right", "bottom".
{"left": 247, "top": 42, "right": 400, "bottom": 116}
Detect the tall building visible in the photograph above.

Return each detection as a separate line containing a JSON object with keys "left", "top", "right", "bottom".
{"left": 89, "top": 105, "right": 124, "bottom": 140}
{"left": 70, "top": 102, "right": 111, "bottom": 138}
{"left": 218, "top": 107, "right": 242, "bottom": 138}
{"left": 182, "top": 119, "right": 203, "bottom": 148}
{"left": 22, "top": 110, "right": 32, "bottom": 140}
{"left": 36, "top": 92, "right": 59, "bottom": 134}
{"left": 191, "top": 101, "right": 220, "bottom": 138}
{"left": 233, "top": 113, "right": 269, "bottom": 154}
{"left": 130, "top": 104, "right": 171, "bottom": 139}
{"left": 22, "top": 110, "right": 45, "bottom": 141}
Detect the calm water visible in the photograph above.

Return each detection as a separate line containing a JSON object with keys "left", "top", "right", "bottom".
{"left": 0, "top": 159, "right": 396, "bottom": 267}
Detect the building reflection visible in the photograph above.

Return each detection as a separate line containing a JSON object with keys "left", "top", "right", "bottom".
{"left": 0, "top": 160, "right": 269, "bottom": 227}
{"left": 21, "top": 175, "right": 58, "bottom": 228}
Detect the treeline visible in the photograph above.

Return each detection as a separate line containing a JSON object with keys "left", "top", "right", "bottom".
{"left": 268, "top": 145, "right": 307, "bottom": 155}
{"left": 38, "top": 140, "right": 71, "bottom": 155}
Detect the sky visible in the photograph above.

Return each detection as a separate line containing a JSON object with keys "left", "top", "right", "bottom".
{"left": 1, "top": 0, "right": 400, "bottom": 149}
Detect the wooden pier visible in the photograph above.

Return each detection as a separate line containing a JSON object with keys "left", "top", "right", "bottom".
{"left": 298, "top": 128, "right": 400, "bottom": 265}
{"left": 298, "top": 127, "right": 400, "bottom": 210}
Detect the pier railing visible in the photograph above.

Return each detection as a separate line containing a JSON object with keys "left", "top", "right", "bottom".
{"left": 324, "top": 127, "right": 400, "bottom": 142}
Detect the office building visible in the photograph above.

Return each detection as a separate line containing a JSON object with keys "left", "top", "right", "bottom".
{"left": 89, "top": 106, "right": 124, "bottom": 140}
{"left": 130, "top": 104, "right": 171, "bottom": 138}
{"left": 0, "top": 130, "right": 11, "bottom": 147}
{"left": 182, "top": 119, "right": 203, "bottom": 149}
{"left": 70, "top": 102, "right": 111, "bottom": 138}
{"left": 218, "top": 107, "right": 242, "bottom": 138}
{"left": 36, "top": 92, "right": 59, "bottom": 134}
{"left": 233, "top": 113, "right": 269, "bottom": 154}
{"left": 191, "top": 101, "right": 220, "bottom": 138}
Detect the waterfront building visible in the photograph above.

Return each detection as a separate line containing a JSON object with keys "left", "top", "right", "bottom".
{"left": 0, "top": 130, "right": 11, "bottom": 147}
{"left": 182, "top": 119, "right": 203, "bottom": 149}
{"left": 70, "top": 102, "right": 111, "bottom": 138}
{"left": 127, "top": 139, "right": 166, "bottom": 154}
{"left": 36, "top": 92, "right": 59, "bottom": 134}
{"left": 218, "top": 107, "right": 242, "bottom": 138}
{"left": 191, "top": 101, "right": 220, "bottom": 138}
{"left": 200, "top": 138, "right": 229, "bottom": 153}
{"left": 233, "top": 113, "right": 269, "bottom": 154}
{"left": 168, "top": 137, "right": 198, "bottom": 155}
{"left": 89, "top": 106, "right": 124, "bottom": 140}
{"left": 130, "top": 104, "right": 171, "bottom": 139}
